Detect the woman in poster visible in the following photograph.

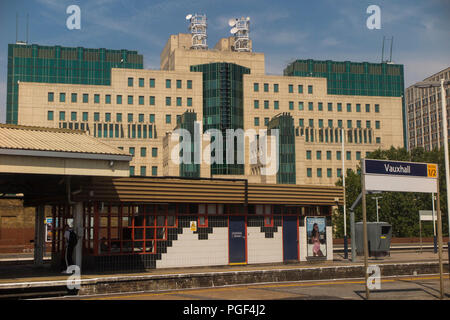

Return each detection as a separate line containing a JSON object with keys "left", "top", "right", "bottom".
{"left": 311, "top": 223, "right": 324, "bottom": 257}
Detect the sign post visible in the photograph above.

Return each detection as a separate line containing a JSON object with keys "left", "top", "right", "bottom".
{"left": 362, "top": 159, "right": 444, "bottom": 300}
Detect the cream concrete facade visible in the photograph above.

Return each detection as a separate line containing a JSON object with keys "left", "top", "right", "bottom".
{"left": 16, "top": 33, "right": 403, "bottom": 185}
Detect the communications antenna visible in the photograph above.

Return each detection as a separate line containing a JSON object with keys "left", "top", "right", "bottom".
{"left": 186, "top": 14, "right": 208, "bottom": 50}
{"left": 381, "top": 36, "right": 394, "bottom": 63}
{"left": 229, "top": 17, "right": 251, "bottom": 52}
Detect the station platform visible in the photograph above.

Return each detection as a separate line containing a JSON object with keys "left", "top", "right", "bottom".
{"left": 0, "top": 249, "right": 448, "bottom": 299}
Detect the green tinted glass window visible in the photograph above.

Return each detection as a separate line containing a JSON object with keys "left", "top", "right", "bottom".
{"left": 94, "top": 112, "right": 99, "bottom": 121}
{"left": 139, "top": 114, "right": 144, "bottom": 122}
{"left": 298, "top": 85, "right": 303, "bottom": 93}
{"left": 328, "top": 119, "right": 333, "bottom": 127}
{"left": 254, "top": 117, "right": 260, "bottom": 126}
{"left": 166, "top": 97, "right": 171, "bottom": 106}
{"left": 308, "top": 102, "right": 313, "bottom": 111}
{"left": 129, "top": 147, "right": 135, "bottom": 156}
{"left": 176, "top": 97, "right": 182, "bottom": 106}
{"left": 128, "top": 77, "right": 133, "bottom": 87}
{"left": 254, "top": 100, "right": 259, "bottom": 109}
{"left": 83, "top": 94, "right": 88, "bottom": 103}
{"left": 166, "top": 79, "right": 171, "bottom": 88}
{"left": 128, "top": 113, "right": 133, "bottom": 122}
{"left": 308, "top": 85, "right": 313, "bottom": 94}
{"left": 71, "top": 112, "right": 77, "bottom": 121}
{"left": 356, "top": 104, "right": 361, "bottom": 112}
{"left": 94, "top": 94, "right": 100, "bottom": 103}
{"left": 141, "top": 147, "right": 147, "bottom": 157}
{"left": 128, "top": 95, "right": 133, "bottom": 105}
{"left": 130, "top": 166, "right": 135, "bottom": 176}
{"left": 59, "top": 93, "right": 65, "bottom": 102}
{"left": 47, "top": 111, "right": 54, "bottom": 120}
{"left": 150, "top": 96, "right": 155, "bottom": 105}
{"left": 327, "top": 151, "right": 331, "bottom": 160}
{"left": 105, "top": 94, "right": 111, "bottom": 104}
{"left": 152, "top": 147, "right": 158, "bottom": 157}
{"left": 152, "top": 166, "right": 157, "bottom": 176}
{"left": 71, "top": 93, "right": 77, "bottom": 103}
{"left": 316, "top": 151, "right": 322, "bottom": 160}
{"left": 150, "top": 78, "right": 155, "bottom": 88}
{"left": 317, "top": 168, "right": 322, "bottom": 177}
{"left": 307, "top": 168, "right": 312, "bottom": 177}
{"left": 139, "top": 78, "right": 144, "bottom": 87}
{"left": 264, "top": 100, "right": 269, "bottom": 109}
{"left": 274, "top": 84, "right": 279, "bottom": 92}
{"left": 187, "top": 97, "right": 192, "bottom": 107}
{"left": 149, "top": 114, "right": 155, "bottom": 123}
{"left": 139, "top": 96, "right": 144, "bottom": 105}
{"left": 177, "top": 80, "right": 182, "bottom": 89}
{"left": 105, "top": 113, "right": 111, "bottom": 122}
{"left": 298, "top": 102, "right": 304, "bottom": 110}
{"left": 48, "top": 92, "right": 54, "bottom": 102}
{"left": 366, "top": 104, "right": 370, "bottom": 112}
{"left": 187, "top": 80, "right": 192, "bottom": 89}
{"left": 376, "top": 121, "right": 380, "bottom": 129}
{"left": 264, "top": 83, "right": 269, "bottom": 92}
{"left": 274, "top": 101, "right": 279, "bottom": 109}
{"left": 375, "top": 104, "right": 380, "bottom": 113}
{"left": 140, "top": 166, "right": 146, "bottom": 176}
{"left": 288, "top": 84, "right": 293, "bottom": 93}
{"left": 328, "top": 103, "right": 332, "bottom": 111}
{"left": 299, "top": 119, "right": 304, "bottom": 127}
{"left": 117, "top": 95, "right": 122, "bottom": 104}
{"left": 318, "top": 102, "right": 323, "bottom": 111}
{"left": 116, "top": 113, "right": 122, "bottom": 122}
{"left": 347, "top": 103, "right": 351, "bottom": 112}
{"left": 165, "top": 114, "right": 171, "bottom": 123}
{"left": 254, "top": 83, "right": 259, "bottom": 92}
{"left": 306, "top": 150, "right": 311, "bottom": 159}
{"left": 289, "top": 101, "right": 294, "bottom": 110}
{"left": 337, "top": 103, "right": 342, "bottom": 112}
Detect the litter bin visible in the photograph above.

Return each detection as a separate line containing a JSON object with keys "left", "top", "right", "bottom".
{"left": 355, "top": 222, "right": 392, "bottom": 257}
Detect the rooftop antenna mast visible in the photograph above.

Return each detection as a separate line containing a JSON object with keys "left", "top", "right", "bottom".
{"left": 16, "top": 13, "right": 18, "bottom": 43}
{"left": 228, "top": 17, "right": 251, "bottom": 52}
{"left": 186, "top": 14, "right": 208, "bottom": 50}
{"left": 381, "top": 36, "right": 394, "bottom": 63}
{"left": 26, "top": 13, "right": 29, "bottom": 44}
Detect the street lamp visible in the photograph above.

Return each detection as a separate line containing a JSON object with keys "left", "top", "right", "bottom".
{"left": 372, "top": 195, "right": 382, "bottom": 222}
{"left": 414, "top": 79, "right": 450, "bottom": 264}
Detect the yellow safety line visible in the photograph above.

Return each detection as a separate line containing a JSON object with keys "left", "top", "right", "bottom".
{"left": 86, "top": 275, "right": 443, "bottom": 300}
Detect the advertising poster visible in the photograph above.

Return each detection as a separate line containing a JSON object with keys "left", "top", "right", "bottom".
{"left": 306, "top": 217, "right": 327, "bottom": 257}
{"left": 45, "top": 218, "right": 53, "bottom": 243}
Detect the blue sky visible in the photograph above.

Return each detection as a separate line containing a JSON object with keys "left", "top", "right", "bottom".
{"left": 0, "top": 0, "right": 449, "bottom": 123}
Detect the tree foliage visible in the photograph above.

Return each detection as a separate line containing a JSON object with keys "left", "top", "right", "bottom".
{"left": 333, "top": 146, "right": 449, "bottom": 238}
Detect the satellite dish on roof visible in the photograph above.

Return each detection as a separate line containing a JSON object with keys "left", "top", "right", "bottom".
{"left": 228, "top": 18, "right": 236, "bottom": 27}
{"left": 186, "top": 14, "right": 192, "bottom": 20}
{"left": 230, "top": 27, "right": 238, "bottom": 34}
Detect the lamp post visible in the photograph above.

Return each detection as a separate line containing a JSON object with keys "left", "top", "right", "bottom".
{"left": 414, "top": 79, "right": 450, "bottom": 267}
{"left": 342, "top": 128, "right": 348, "bottom": 259}
{"left": 372, "top": 195, "right": 382, "bottom": 222}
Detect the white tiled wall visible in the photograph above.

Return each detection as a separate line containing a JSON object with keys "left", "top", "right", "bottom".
{"left": 247, "top": 227, "right": 283, "bottom": 264}
{"left": 326, "top": 226, "right": 333, "bottom": 261}
{"left": 299, "top": 226, "right": 307, "bottom": 261}
{"left": 156, "top": 227, "right": 228, "bottom": 268}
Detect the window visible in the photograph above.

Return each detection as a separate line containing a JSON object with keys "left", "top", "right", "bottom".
{"left": 328, "top": 120, "right": 333, "bottom": 128}
{"left": 318, "top": 102, "right": 323, "bottom": 111}
{"left": 138, "top": 96, "right": 144, "bottom": 105}
{"left": 166, "top": 79, "right": 171, "bottom": 88}
{"left": 347, "top": 120, "right": 352, "bottom": 128}
{"left": 254, "top": 83, "right": 259, "bottom": 92}
{"left": 347, "top": 103, "right": 351, "bottom": 112}
{"left": 140, "top": 166, "right": 146, "bottom": 176}
{"left": 288, "top": 84, "right": 293, "bottom": 93}
{"left": 141, "top": 147, "right": 147, "bottom": 157}
{"left": 366, "top": 121, "right": 371, "bottom": 128}
{"left": 254, "top": 117, "right": 260, "bottom": 126}
{"left": 187, "top": 98, "right": 192, "bottom": 107}
{"left": 375, "top": 104, "right": 380, "bottom": 113}
{"left": 149, "top": 114, "right": 155, "bottom": 123}
{"left": 337, "top": 168, "right": 342, "bottom": 178}
{"left": 139, "top": 78, "right": 144, "bottom": 87}
{"left": 326, "top": 151, "right": 331, "bottom": 160}
{"left": 82, "top": 112, "right": 88, "bottom": 121}
{"left": 356, "top": 104, "right": 361, "bottom": 112}
{"left": 128, "top": 77, "right": 133, "bottom": 87}
{"left": 150, "top": 78, "right": 155, "bottom": 88}
{"left": 139, "top": 114, "right": 144, "bottom": 123}
{"left": 328, "top": 103, "right": 332, "bottom": 111}
{"left": 264, "top": 117, "right": 269, "bottom": 126}
{"left": 338, "top": 120, "right": 343, "bottom": 128}
{"left": 299, "top": 119, "right": 304, "bottom": 127}
{"left": 264, "top": 100, "right": 269, "bottom": 109}
{"left": 327, "top": 168, "right": 332, "bottom": 178}
{"left": 176, "top": 97, "right": 182, "bottom": 107}
{"left": 307, "top": 168, "right": 312, "bottom": 177}
{"left": 274, "top": 84, "right": 279, "bottom": 92}
{"left": 309, "top": 119, "right": 314, "bottom": 127}
{"left": 318, "top": 119, "right": 323, "bottom": 128}
{"left": 317, "top": 168, "right": 322, "bottom": 177}
{"left": 166, "top": 114, "right": 171, "bottom": 124}
{"left": 306, "top": 150, "right": 312, "bottom": 160}
{"left": 105, "top": 113, "right": 111, "bottom": 122}
{"left": 308, "top": 102, "right": 313, "bottom": 111}
{"left": 48, "top": 92, "right": 54, "bottom": 102}
{"left": 316, "top": 151, "right": 322, "bottom": 160}
{"left": 71, "top": 93, "right": 77, "bottom": 103}
{"left": 128, "top": 95, "right": 133, "bottom": 105}
{"left": 254, "top": 100, "right": 259, "bottom": 109}
{"left": 129, "top": 147, "right": 135, "bottom": 156}
{"left": 357, "top": 120, "right": 361, "bottom": 128}
{"left": 336, "top": 151, "right": 341, "bottom": 160}
{"left": 298, "top": 85, "right": 303, "bottom": 94}
{"left": 105, "top": 94, "right": 111, "bottom": 104}
{"left": 298, "top": 102, "right": 304, "bottom": 110}
{"left": 366, "top": 104, "right": 370, "bottom": 112}
{"left": 176, "top": 80, "right": 182, "bottom": 89}
{"left": 130, "top": 166, "right": 135, "bottom": 176}
{"left": 116, "top": 113, "right": 122, "bottom": 122}
{"left": 274, "top": 101, "right": 279, "bottom": 109}
{"left": 264, "top": 83, "right": 269, "bottom": 92}
{"left": 289, "top": 101, "right": 294, "bottom": 110}
{"left": 376, "top": 121, "right": 380, "bottom": 129}
{"left": 346, "top": 151, "right": 351, "bottom": 160}
{"left": 150, "top": 96, "right": 155, "bottom": 105}
{"left": 117, "top": 95, "right": 122, "bottom": 104}
{"left": 376, "top": 137, "right": 381, "bottom": 144}
{"left": 59, "top": 93, "right": 66, "bottom": 102}
{"left": 47, "top": 111, "right": 54, "bottom": 120}
{"left": 337, "top": 103, "right": 342, "bottom": 112}
{"left": 152, "top": 166, "right": 158, "bottom": 176}
{"left": 94, "top": 112, "right": 100, "bottom": 122}
{"left": 166, "top": 97, "right": 171, "bottom": 106}
{"left": 187, "top": 80, "right": 192, "bottom": 89}
{"left": 94, "top": 94, "right": 100, "bottom": 104}
{"left": 308, "top": 85, "right": 313, "bottom": 94}
{"left": 152, "top": 147, "right": 158, "bottom": 157}
{"left": 128, "top": 113, "right": 133, "bottom": 122}
{"left": 356, "top": 151, "right": 361, "bottom": 160}
{"left": 71, "top": 112, "right": 77, "bottom": 121}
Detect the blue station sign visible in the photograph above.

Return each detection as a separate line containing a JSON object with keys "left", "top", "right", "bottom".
{"left": 365, "top": 159, "right": 429, "bottom": 177}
